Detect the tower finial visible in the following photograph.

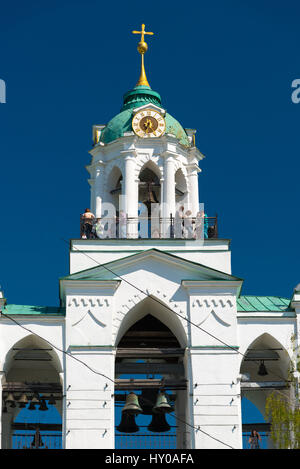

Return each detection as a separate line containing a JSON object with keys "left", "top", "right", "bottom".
{"left": 132, "top": 24, "right": 154, "bottom": 87}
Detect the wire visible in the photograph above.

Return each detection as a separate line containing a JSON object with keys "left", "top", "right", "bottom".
{"left": 0, "top": 312, "right": 115, "bottom": 384}
{"left": 0, "top": 310, "right": 235, "bottom": 449}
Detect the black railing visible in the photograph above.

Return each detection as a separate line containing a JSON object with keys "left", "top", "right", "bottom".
{"left": 12, "top": 432, "right": 62, "bottom": 449}
{"left": 80, "top": 215, "right": 218, "bottom": 240}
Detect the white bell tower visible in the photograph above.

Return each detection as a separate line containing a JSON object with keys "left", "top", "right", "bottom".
{"left": 86, "top": 27, "right": 204, "bottom": 239}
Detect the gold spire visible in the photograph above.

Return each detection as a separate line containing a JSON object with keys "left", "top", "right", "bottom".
{"left": 132, "top": 24, "right": 154, "bottom": 87}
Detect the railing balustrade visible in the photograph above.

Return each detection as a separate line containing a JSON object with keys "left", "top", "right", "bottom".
{"left": 80, "top": 215, "right": 218, "bottom": 240}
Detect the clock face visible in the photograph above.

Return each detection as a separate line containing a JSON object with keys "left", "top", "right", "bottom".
{"left": 132, "top": 109, "right": 166, "bottom": 138}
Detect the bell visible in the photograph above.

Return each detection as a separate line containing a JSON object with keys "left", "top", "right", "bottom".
{"left": 38, "top": 398, "right": 48, "bottom": 411}
{"left": 48, "top": 394, "right": 56, "bottom": 405}
{"left": 148, "top": 412, "right": 171, "bottom": 433}
{"left": 258, "top": 360, "right": 268, "bottom": 376}
{"left": 28, "top": 394, "right": 40, "bottom": 410}
{"left": 122, "top": 392, "right": 143, "bottom": 415}
{"left": 18, "top": 393, "right": 28, "bottom": 408}
{"left": 152, "top": 392, "right": 173, "bottom": 414}
{"left": 116, "top": 413, "right": 139, "bottom": 433}
{"left": 5, "top": 393, "right": 16, "bottom": 408}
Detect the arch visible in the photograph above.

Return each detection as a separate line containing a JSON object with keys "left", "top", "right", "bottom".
{"left": 175, "top": 168, "right": 187, "bottom": 205}
{"left": 239, "top": 332, "right": 293, "bottom": 447}
{"left": 2, "top": 334, "right": 63, "bottom": 449}
{"left": 239, "top": 333, "right": 291, "bottom": 382}
{"left": 105, "top": 165, "right": 123, "bottom": 212}
{"left": 114, "top": 296, "right": 187, "bottom": 348}
{"left": 138, "top": 160, "right": 162, "bottom": 181}
{"left": 3, "top": 334, "right": 62, "bottom": 379}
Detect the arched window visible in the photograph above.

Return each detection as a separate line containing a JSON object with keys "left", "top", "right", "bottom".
{"left": 114, "top": 298, "right": 188, "bottom": 449}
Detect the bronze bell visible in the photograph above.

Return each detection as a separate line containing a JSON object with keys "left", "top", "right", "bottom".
{"left": 38, "top": 398, "right": 48, "bottom": 411}
{"left": 117, "top": 413, "right": 139, "bottom": 433}
{"left": 152, "top": 392, "right": 173, "bottom": 414}
{"left": 148, "top": 412, "right": 171, "bottom": 433}
{"left": 18, "top": 393, "right": 28, "bottom": 408}
{"left": 48, "top": 394, "right": 56, "bottom": 405}
{"left": 28, "top": 394, "right": 40, "bottom": 410}
{"left": 122, "top": 392, "right": 143, "bottom": 415}
{"left": 5, "top": 393, "right": 16, "bottom": 408}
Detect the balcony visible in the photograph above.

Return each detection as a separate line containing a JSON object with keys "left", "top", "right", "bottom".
{"left": 80, "top": 215, "right": 218, "bottom": 240}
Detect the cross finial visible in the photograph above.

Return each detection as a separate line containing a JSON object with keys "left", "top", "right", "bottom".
{"left": 132, "top": 24, "right": 154, "bottom": 44}
{"left": 132, "top": 24, "right": 154, "bottom": 87}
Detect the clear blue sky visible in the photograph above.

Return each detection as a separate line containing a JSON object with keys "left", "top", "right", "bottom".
{"left": 0, "top": 0, "right": 299, "bottom": 307}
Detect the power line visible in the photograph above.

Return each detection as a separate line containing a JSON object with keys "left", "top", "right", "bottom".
{"left": 0, "top": 310, "right": 235, "bottom": 449}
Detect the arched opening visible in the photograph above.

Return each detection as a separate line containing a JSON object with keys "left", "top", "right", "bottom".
{"left": 175, "top": 169, "right": 187, "bottom": 206}
{"left": 138, "top": 163, "right": 161, "bottom": 238}
{"left": 107, "top": 166, "right": 123, "bottom": 214}
{"left": 1, "top": 335, "right": 63, "bottom": 449}
{"left": 114, "top": 298, "right": 188, "bottom": 449}
{"left": 239, "top": 334, "right": 292, "bottom": 449}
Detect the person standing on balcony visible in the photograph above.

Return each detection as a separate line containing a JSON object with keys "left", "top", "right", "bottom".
{"left": 81, "top": 208, "right": 95, "bottom": 239}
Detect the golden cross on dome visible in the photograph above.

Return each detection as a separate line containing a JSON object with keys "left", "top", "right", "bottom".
{"left": 132, "top": 24, "right": 154, "bottom": 43}
{"left": 132, "top": 24, "right": 154, "bottom": 87}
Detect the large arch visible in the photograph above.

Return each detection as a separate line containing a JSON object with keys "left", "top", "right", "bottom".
{"left": 1, "top": 334, "right": 63, "bottom": 449}
{"left": 114, "top": 296, "right": 189, "bottom": 449}
{"left": 114, "top": 295, "right": 188, "bottom": 349}
{"left": 239, "top": 333, "right": 292, "bottom": 449}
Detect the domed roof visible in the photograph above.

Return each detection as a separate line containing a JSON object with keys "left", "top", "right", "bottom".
{"left": 99, "top": 85, "right": 190, "bottom": 147}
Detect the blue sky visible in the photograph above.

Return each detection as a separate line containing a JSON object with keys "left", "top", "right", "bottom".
{"left": 0, "top": 0, "right": 299, "bottom": 306}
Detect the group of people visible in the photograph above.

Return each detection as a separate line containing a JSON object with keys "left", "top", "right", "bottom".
{"left": 80, "top": 207, "right": 210, "bottom": 240}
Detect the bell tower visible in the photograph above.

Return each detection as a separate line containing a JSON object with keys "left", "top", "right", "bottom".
{"left": 86, "top": 24, "right": 204, "bottom": 240}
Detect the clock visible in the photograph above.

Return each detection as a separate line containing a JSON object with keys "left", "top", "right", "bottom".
{"left": 132, "top": 109, "right": 166, "bottom": 138}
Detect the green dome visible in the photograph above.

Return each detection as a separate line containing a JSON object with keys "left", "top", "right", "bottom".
{"left": 99, "top": 86, "right": 190, "bottom": 147}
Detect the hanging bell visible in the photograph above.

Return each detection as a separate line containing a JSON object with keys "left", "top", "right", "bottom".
{"left": 38, "top": 398, "right": 48, "bottom": 411}
{"left": 5, "top": 393, "right": 16, "bottom": 408}
{"left": 28, "top": 394, "right": 40, "bottom": 410}
{"left": 116, "top": 412, "right": 139, "bottom": 433}
{"left": 18, "top": 394, "right": 29, "bottom": 408}
{"left": 148, "top": 412, "right": 171, "bottom": 433}
{"left": 122, "top": 392, "right": 143, "bottom": 415}
{"left": 258, "top": 360, "right": 268, "bottom": 376}
{"left": 152, "top": 392, "right": 173, "bottom": 414}
{"left": 48, "top": 394, "right": 56, "bottom": 405}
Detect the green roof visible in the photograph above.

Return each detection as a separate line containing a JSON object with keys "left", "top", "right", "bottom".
{"left": 99, "top": 85, "right": 190, "bottom": 147}
{"left": 2, "top": 304, "right": 66, "bottom": 316}
{"left": 237, "top": 296, "right": 291, "bottom": 312}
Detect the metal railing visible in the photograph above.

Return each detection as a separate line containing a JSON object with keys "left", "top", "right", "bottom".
{"left": 80, "top": 215, "right": 218, "bottom": 240}
{"left": 115, "top": 429, "right": 177, "bottom": 449}
{"left": 12, "top": 432, "right": 62, "bottom": 449}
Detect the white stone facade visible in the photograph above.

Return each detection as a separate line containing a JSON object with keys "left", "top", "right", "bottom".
{"left": 0, "top": 114, "right": 299, "bottom": 451}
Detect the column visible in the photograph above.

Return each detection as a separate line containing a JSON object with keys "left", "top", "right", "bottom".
{"left": 187, "top": 164, "right": 200, "bottom": 217}
{"left": 122, "top": 152, "right": 138, "bottom": 238}
{"left": 162, "top": 153, "right": 175, "bottom": 237}
{"left": 94, "top": 165, "right": 104, "bottom": 218}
